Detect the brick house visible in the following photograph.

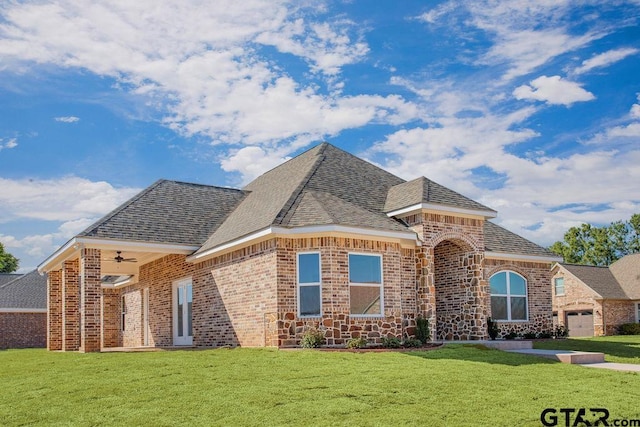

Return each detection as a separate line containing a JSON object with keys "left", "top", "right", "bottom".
{"left": 38, "top": 143, "right": 560, "bottom": 352}
{"left": 552, "top": 254, "right": 640, "bottom": 336}
{"left": 0, "top": 270, "right": 47, "bottom": 349}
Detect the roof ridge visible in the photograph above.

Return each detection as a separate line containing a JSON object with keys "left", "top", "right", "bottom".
{"left": 274, "top": 144, "right": 328, "bottom": 226}
{"left": 79, "top": 179, "right": 167, "bottom": 237}
{"left": 0, "top": 273, "right": 25, "bottom": 290}
{"left": 164, "top": 179, "right": 245, "bottom": 192}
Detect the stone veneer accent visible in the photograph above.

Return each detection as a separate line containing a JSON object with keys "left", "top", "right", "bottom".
{"left": 486, "top": 259, "right": 553, "bottom": 338}
{"left": 0, "top": 312, "right": 46, "bottom": 349}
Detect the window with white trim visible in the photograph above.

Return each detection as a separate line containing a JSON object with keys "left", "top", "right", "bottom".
{"left": 490, "top": 271, "right": 528, "bottom": 321}
{"left": 554, "top": 277, "right": 565, "bottom": 296}
{"left": 349, "top": 253, "right": 383, "bottom": 316}
{"left": 636, "top": 302, "right": 640, "bottom": 323}
{"left": 297, "top": 253, "right": 321, "bottom": 317}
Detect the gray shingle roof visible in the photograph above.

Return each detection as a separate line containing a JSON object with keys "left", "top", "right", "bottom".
{"left": 609, "top": 253, "right": 640, "bottom": 299}
{"left": 0, "top": 270, "right": 47, "bottom": 309}
{"left": 484, "top": 221, "right": 557, "bottom": 258}
{"left": 0, "top": 274, "right": 21, "bottom": 287}
{"left": 79, "top": 180, "right": 246, "bottom": 246}
{"left": 560, "top": 264, "right": 628, "bottom": 299}
{"left": 385, "top": 177, "right": 496, "bottom": 215}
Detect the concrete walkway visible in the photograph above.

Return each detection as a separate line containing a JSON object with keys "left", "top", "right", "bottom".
{"left": 505, "top": 348, "right": 640, "bottom": 373}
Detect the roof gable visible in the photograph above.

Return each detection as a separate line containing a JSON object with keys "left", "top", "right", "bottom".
{"left": 79, "top": 180, "right": 246, "bottom": 246}
{"left": 0, "top": 270, "right": 47, "bottom": 310}
{"left": 385, "top": 177, "right": 496, "bottom": 215}
{"left": 559, "top": 264, "right": 627, "bottom": 299}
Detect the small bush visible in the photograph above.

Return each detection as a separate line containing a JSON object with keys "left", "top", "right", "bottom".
{"left": 381, "top": 336, "right": 402, "bottom": 348}
{"left": 346, "top": 336, "right": 368, "bottom": 349}
{"left": 554, "top": 325, "right": 569, "bottom": 339}
{"left": 300, "top": 328, "right": 325, "bottom": 348}
{"left": 618, "top": 323, "right": 640, "bottom": 335}
{"left": 402, "top": 338, "right": 423, "bottom": 348}
{"left": 537, "top": 331, "right": 553, "bottom": 339}
{"left": 504, "top": 331, "right": 519, "bottom": 340}
{"left": 487, "top": 317, "right": 500, "bottom": 340}
{"left": 522, "top": 331, "right": 537, "bottom": 339}
{"left": 415, "top": 317, "right": 430, "bottom": 344}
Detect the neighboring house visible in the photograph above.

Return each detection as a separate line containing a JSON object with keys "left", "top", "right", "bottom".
{"left": 551, "top": 254, "right": 640, "bottom": 336}
{"left": 38, "top": 143, "right": 560, "bottom": 352}
{"left": 0, "top": 270, "right": 48, "bottom": 349}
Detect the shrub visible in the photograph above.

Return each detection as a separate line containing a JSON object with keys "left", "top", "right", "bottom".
{"left": 402, "top": 338, "right": 423, "bottom": 348}
{"left": 618, "top": 323, "right": 640, "bottom": 335}
{"left": 300, "top": 328, "right": 325, "bottom": 348}
{"left": 522, "top": 331, "right": 537, "bottom": 339}
{"left": 504, "top": 331, "right": 519, "bottom": 340}
{"left": 346, "top": 337, "right": 368, "bottom": 349}
{"left": 554, "top": 325, "right": 569, "bottom": 339}
{"left": 415, "top": 317, "right": 430, "bottom": 344}
{"left": 537, "top": 331, "right": 553, "bottom": 339}
{"left": 487, "top": 317, "right": 500, "bottom": 340}
{"left": 381, "top": 336, "right": 402, "bottom": 348}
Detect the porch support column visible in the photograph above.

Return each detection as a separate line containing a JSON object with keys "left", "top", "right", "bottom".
{"left": 47, "top": 269, "right": 63, "bottom": 351}
{"left": 62, "top": 259, "right": 80, "bottom": 351}
{"left": 471, "top": 252, "right": 488, "bottom": 340}
{"left": 80, "top": 248, "right": 102, "bottom": 353}
{"left": 416, "top": 247, "right": 436, "bottom": 340}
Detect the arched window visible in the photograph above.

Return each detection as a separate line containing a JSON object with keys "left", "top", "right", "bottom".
{"left": 489, "top": 271, "right": 528, "bottom": 321}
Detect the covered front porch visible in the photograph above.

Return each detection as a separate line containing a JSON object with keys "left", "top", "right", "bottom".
{"left": 40, "top": 238, "right": 198, "bottom": 352}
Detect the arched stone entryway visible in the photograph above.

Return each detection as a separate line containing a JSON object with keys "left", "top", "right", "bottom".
{"left": 433, "top": 239, "right": 486, "bottom": 340}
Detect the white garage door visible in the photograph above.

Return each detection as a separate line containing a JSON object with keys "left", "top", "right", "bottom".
{"left": 566, "top": 311, "right": 594, "bottom": 337}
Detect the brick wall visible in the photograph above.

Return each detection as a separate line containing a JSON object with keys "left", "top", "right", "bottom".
{"left": 267, "top": 236, "right": 415, "bottom": 347}
{"left": 0, "top": 312, "right": 46, "bottom": 349}
{"left": 552, "top": 268, "right": 603, "bottom": 335}
{"left": 602, "top": 300, "right": 636, "bottom": 335}
{"left": 102, "top": 288, "right": 121, "bottom": 348}
{"left": 47, "top": 269, "right": 63, "bottom": 351}
{"left": 63, "top": 259, "right": 80, "bottom": 351}
{"left": 486, "top": 259, "right": 553, "bottom": 337}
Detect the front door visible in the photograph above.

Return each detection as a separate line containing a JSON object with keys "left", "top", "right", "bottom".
{"left": 173, "top": 279, "right": 193, "bottom": 346}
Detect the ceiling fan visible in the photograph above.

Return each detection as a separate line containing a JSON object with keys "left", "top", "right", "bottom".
{"left": 106, "top": 251, "right": 137, "bottom": 263}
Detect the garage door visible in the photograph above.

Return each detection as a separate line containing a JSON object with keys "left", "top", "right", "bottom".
{"left": 566, "top": 311, "right": 594, "bottom": 337}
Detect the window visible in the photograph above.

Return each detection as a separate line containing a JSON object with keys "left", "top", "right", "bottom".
{"left": 490, "top": 271, "right": 528, "bottom": 321}
{"left": 297, "top": 253, "right": 321, "bottom": 317}
{"left": 349, "top": 253, "right": 383, "bottom": 316}
{"left": 636, "top": 303, "right": 640, "bottom": 323}
{"left": 554, "top": 277, "right": 565, "bottom": 295}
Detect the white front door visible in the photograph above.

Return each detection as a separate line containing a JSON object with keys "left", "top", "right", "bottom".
{"left": 173, "top": 279, "right": 193, "bottom": 346}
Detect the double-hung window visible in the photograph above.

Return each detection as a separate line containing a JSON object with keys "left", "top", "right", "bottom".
{"left": 554, "top": 277, "right": 565, "bottom": 296}
{"left": 297, "top": 253, "right": 321, "bottom": 317}
{"left": 490, "top": 271, "right": 528, "bottom": 321}
{"left": 349, "top": 253, "right": 383, "bottom": 316}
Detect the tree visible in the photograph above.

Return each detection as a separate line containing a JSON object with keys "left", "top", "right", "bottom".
{"left": 550, "top": 213, "right": 640, "bottom": 266}
{"left": 0, "top": 243, "right": 19, "bottom": 273}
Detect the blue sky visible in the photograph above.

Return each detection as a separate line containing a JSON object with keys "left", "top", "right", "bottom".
{"left": 1, "top": 1, "right": 639, "bottom": 272}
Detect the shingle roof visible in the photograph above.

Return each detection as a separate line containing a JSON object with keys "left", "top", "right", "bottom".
{"left": 609, "top": 253, "right": 640, "bottom": 299}
{"left": 484, "top": 221, "right": 557, "bottom": 258}
{"left": 0, "top": 274, "right": 21, "bottom": 287}
{"left": 560, "top": 264, "right": 628, "bottom": 299}
{"left": 196, "top": 143, "right": 408, "bottom": 253}
{"left": 0, "top": 270, "right": 47, "bottom": 309}
{"left": 79, "top": 180, "right": 246, "bottom": 246}
{"left": 385, "top": 177, "right": 496, "bottom": 215}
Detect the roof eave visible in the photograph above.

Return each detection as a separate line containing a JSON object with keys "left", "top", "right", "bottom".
{"left": 485, "top": 251, "right": 562, "bottom": 263}
{"left": 386, "top": 203, "right": 497, "bottom": 220}
{"left": 38, "top": 236, "right": 199, "bottom": 273}
{"left": 188, "top": 224, "right": 421, "bottom": 263}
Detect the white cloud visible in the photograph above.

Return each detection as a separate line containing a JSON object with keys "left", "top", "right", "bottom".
{"left": 574, "top": 48, "right": 639, "bottom": 75}
{"left": 220, "top": 146, "right": 291, "bottom": 184}
{"left": 0, "top": 137, "right": 18, "bottom": 150}
{"left": 0, "top": 177, "right": 140, "bottom": 222}
{"left": 513, "top": 75, "right": 595, "bottom": 106}
{"left": 630, "top": 94, "right": 640, "bottom": 118}
{"left": 54, "top": 116, "right": 80, "bottom": 123}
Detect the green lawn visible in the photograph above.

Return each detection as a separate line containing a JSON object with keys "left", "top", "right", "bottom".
{"left": 1, "top": 344, "right": 639, "bottom": 426}
{"left": 533, "top": 335, "right": 640, "bottom": 364}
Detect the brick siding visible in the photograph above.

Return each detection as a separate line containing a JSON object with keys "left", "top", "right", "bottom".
{"left": 551, "top": 268, "right": 603, "bottom": 335}
{"left": 0, "top": 312, "right": 46, "bottom": 349}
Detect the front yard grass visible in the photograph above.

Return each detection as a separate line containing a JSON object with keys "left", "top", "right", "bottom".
{"left": 533, "top": 335, "right": 640, "bottom": 364}
{"left": 1, "top": 343, "right": 639, "bottom": 426}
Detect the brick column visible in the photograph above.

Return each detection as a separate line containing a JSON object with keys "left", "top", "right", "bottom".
{"left": 63, "top": 259, "right": 80, "bottom": 351}
{"left": 102, "top": 288, "right": 121, "bottom": 348}
{"left": 80, "top": 248, "right": 102, "bottom": 353}
{"left": 47, "top": 269, "right": 63, "bottom": 351}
